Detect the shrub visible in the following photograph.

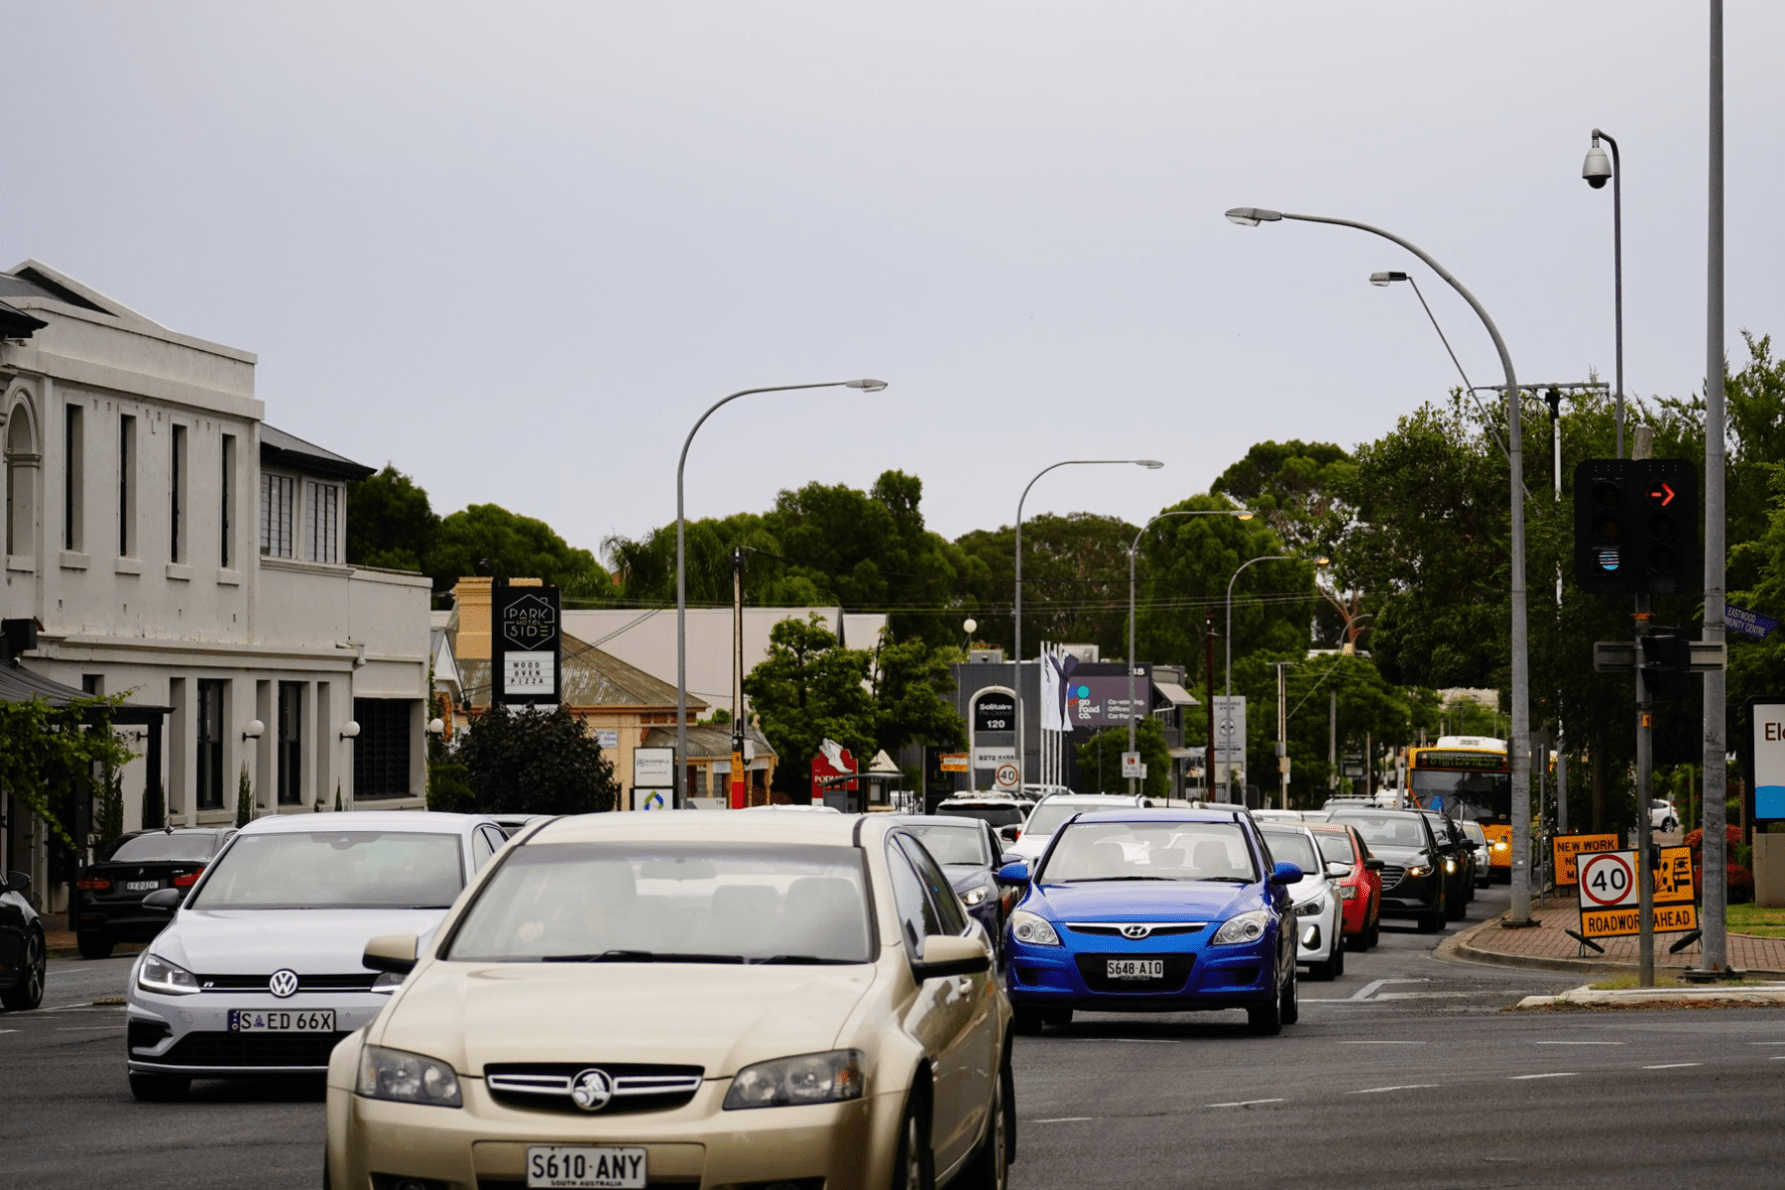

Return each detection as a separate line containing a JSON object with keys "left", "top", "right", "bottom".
{"left": 1728, "top": 864, "right": 1755, "bottom": 904}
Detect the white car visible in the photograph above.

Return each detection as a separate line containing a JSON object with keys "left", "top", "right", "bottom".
{"left": 1004, "top": 793, "right": 1149, "bottom": 865}
{"left": 1458, "top": 819, "right": 1492, "bottom": 888}
{"left": 1256, "top": 823, "right": 1347, "bottom": 980}
{"left": 123, "top": 811, "right": 507, "bottom": 1100}
{"left": 1650, "top": 799, "right": 1680, "bottom": 833}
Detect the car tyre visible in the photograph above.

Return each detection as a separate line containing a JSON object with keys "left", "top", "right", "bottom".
{"left": 1040, "top": 1008, "right": 1072, "bottom": 1029}
{"left": 0, "top": 928, "right": 44, "bottom": 1011}
{"left": 1011, "top": 1007, "right": 1044, "bottom": 1036}
{"left": 128, "top": 1072, "right": 191, "bottom": 1102}
{"left": 892, "top": 1088, "right": 935, "bottom": 1190}
{"left": 1279, "top": 968, "right": 1299, "bottom": 1025}
{"left": 1364, "top": 910, "right": 1380, "bottom": 949}
{"left": 77, "top": 930, "right": 114, "bottom": 961}
{"left": 1446, "top": 886, "right": 1468, "bottom": 921}
{"left": 959, "top": 1049, "right": 1012, "bottom": 1190}
{"left": 1248, "top": 969, "right": 1288, "bottom": 1035}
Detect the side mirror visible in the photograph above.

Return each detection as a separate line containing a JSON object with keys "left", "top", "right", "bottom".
{"left": 1364, "top": 858, "right": 1385, "bottom": 872}
{"left": 913, "top": 933, "right": 991, "bottom": 980}
{"left": 363, "top": 934, "right": 420, "bottom": 976}
{"left": 997, "top": 825, "right": 1022, "bottom": 843}
{"left": 1325, "top": 861, "right": 1353, "bottom": 879}
{"left": 996, "top": 861, "right": 1030, "bottom": 884}
{"left": 1269, "top": 861, "right": 1303, "bottom": 886}
{"left": 141, "top": 887, "right": 183, "bottom": 913}
{"left": 3, "top": 870, "right": 29, "bottom": 895}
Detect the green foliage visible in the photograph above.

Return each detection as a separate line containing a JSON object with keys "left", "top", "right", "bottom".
{"left": 93, "top": 760, "right": 125, "bottom": 854}
{"left": 236, "top": 763, "right": 254, "bottom": 828}
{"left": 426, "top": 757, "right": 477, "bottom": 813}
{"left": 334, "top": 781, "right": 343, "bottom": 813}
{"left": 743, "top": 613, "right": 876, "bottom": 792}
{"left": 428, "top": 503, "right": 612, "bottom": 599}
{"left": 457, "top": 705, "right": 618, "bottom": 815}
{"left": 1075, "top": 717, "right": 1172, "bottom": 799}
{"left": 870, "top": 635, "right": 966, "bottom": 756}
{"left": 346, "top": 465, "right": 441, "bottom": 572}
{"left": 955, "top": 512, "right": 1137, "bottom": 661}
{"left": 0, "top": 694, "right": 137, "bottom": 851}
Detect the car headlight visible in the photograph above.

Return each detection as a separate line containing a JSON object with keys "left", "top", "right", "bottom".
{"left": 723, "top": 1049, "right": 864, "bottom": 1110}
{"left": 1444, "top": 858, "right": 1457, "bottom": 874}
{"left": 136, "top": 953, "right": 200, "bottom": 996}
{"left": 1340, "top": 885, "right": 1358, "bottom": 900}
{"left": 356, "top": 1044, "right": 462, "bottom": 1107}
{"left": 1211, "top": 909, "right": 1271, "bottom": 946}
{"left": 1493, "top": 840, "right": 1509, "bottom": 851}
{"left": 1293, "top": 897, "right": 1325, "bottom": 916}
{"left": 961, "top": 884, "right": 993, "bottom": 907}
{"left": 1405, "top": 864, "right": 1433, "bottom": 878}
{"left": 370, "top": 971, "right": 406, "bottom": 994}
{"left": 1009, "top": 910, "right": 1061, "bottom": 947}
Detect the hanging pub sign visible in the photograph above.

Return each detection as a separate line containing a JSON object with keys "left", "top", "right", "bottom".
{"left": 493, "top": 584, "right": 562, "bottom": 707}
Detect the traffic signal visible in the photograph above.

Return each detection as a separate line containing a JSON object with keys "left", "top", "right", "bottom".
{"left": 1640, "top": 632, "right": 1689, "bottom": 700}
{"left": 1572, "top": 458, "right": 1699, "bottom": 595}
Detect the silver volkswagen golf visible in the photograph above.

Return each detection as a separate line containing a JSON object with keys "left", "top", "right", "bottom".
{"left": 124, "top": 811, "right": 507, "bottom": 1100}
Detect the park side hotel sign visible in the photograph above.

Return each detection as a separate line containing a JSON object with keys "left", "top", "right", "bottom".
{"left": 494, "top": 585, "right": 562, "bottom": 707}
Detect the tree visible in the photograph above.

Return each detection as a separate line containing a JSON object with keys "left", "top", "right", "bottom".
{"left": 235, "top": 763, "right": 254, "bottom": 828}
{"left": 743, "top": 613, "right": 876, "bottom": 793}
{"left": 869, "top": 635, "right": 966, "bottom": 758}
{"left": 456, "top": 705, "right": 618, "bottom": 815}
{"left": 426, "top": 503, "right": 612, "bottom": 598}
{"left": 0, "top": 694, "right": 136, "bottom": 850}
{"left": 1075, "top": 717, "right": 1172, "bottom": 799}
{"left": 955, "top": 512, "right": 1138, "bottom": 661}
{"left": 346, "top": 465, "right": 440, "bottom": 572}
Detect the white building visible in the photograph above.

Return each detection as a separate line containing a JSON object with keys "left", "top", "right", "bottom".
{"left": 1, "top": 261, "right": 431, "bottom": 907}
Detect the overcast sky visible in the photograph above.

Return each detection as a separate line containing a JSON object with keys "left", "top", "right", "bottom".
{"left": 6, "top": 3, "right": 1779, "bottom": 561}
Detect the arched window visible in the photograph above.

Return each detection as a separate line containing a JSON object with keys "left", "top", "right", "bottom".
{"left": 4, "top": 395, "right": 39, "bottom": 561}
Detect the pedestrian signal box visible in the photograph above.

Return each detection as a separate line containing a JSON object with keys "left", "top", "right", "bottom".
{"left": 1573, "top": 458, "right": 1699, "bottom": 596}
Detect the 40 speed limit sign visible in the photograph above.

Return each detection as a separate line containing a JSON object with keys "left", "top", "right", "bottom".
{"left": 1577, "top": 848, "right": 1699, "bottom": 939}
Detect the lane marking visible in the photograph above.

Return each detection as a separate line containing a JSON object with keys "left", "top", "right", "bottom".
{"left": 1772, "top": 1056, "right": 1785, "bottom": 1061}
{"left": 1643, "top": 1063, "right": 1701, "bottom": 1070}
{"left": 1511, "top": 1073, "right": 1578, "bottom": 1080}
{"left": 1337, "top": 1040, "right": 1426, "bottom": 1045}
{"left": 0, "top": 1029, "right": 16, "bottom": 1035}
{"left": 1208, "top": 1098, "right": 1284, "bottom": 1108}
{"left": 1535, "top": 1041, "right": 1625, "bottom": 1046}
{"left": 56, "top": 1026, "right": 123, "bottom": 1032}
{"left": 1349, "top": 1084, "right": 1440, "bottom": 1094}
{"left": 1751, "top": 1041, "right": 1785, "bottom": 1046}
{"left": 1032, "top": 1117, "right": 1095, "bottom": 1123}
{"left": 1349, "top": 978, "right": 1428, "bottom": 1002}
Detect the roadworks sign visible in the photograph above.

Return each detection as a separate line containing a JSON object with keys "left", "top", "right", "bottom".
{"left": 1576, "top": 846, "right": 1698, "bottom": 939}
{"left": 1553, "top": 833, "right": 1620, "bottom": 886}
{"left": 1581, "top": 903, "right": 1699, "bottom": 938}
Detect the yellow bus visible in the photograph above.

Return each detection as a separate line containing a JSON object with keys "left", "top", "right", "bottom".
{"left": 1407, "top": 735, "right": 1512, "bottom": 880}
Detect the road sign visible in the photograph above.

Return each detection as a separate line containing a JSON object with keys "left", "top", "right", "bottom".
{"left": 973, "top": 746, "right": 1017, "bottom": 770}
{"left": 993, "top": 763, "right": 1019, "bottom": 792}
{"left": 1577, "top": 847, "right": 1699, "bottom": 938}
{"left": 1749, "top": 696, "right": 1785, "bottom": 821}
{"left": 1652, "top": 846, "right": 1695, "bottom": 904}
{"left": 1578, "top": 851, "right": 1637, "bottom": 910}
{"left": 972, "top": 690, "right": 1016, "bottom": 733}
{"left": 938, "top": 752, "right": 970, "bottom": 773}
{"left": 633, "top": 747, "right": 674, "bottom": 789}
{"left": 493, "top": 584, "right": 562, "bottom": 705}
{"left": 1121, "top": 751, "right": 1143, "bottom": 779}
{"left": 1552, "top": 833, "right": 1620, "bottom": 886}
{"left": 1212, "top": 696, "right": 1246, "bottom": 764}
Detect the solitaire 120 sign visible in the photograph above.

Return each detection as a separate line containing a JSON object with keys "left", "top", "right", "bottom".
{"left": 494, "top": 584, "right": 562, "bottom": 706}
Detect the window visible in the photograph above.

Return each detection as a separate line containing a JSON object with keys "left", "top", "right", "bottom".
{"left": 169, "top": 423, "right": 186, "bottom": 563}
{"left": 6, "top": 403, "right": 38, "bottom": 559}
{"left": 118, "top": 414, "right": 136, "bottom": 557}
{"left": 219, "top": 434, "right": 234, "bottom": 568}
{"left": 195, "top": 679, "right": 226, "bottom": 811}
{"left": 260, "top": 473, "right": 294, "bottom": 558}
{"left": 895, "top": 835, "right": 969, "bottom": 936}
{"left": 886, "top": 841, "right": 944, "bottom": 950}
{"left": 305, "top": 480, "right": 339, "bottom": 563}
{"left": 63, "top": 404, "right": 83, "bottom": 552}
{"left": 277, "top": 682, "right": 304, "bottom": 806}
{"left": 352, "top": 698, "right": 413, "bottom": 799}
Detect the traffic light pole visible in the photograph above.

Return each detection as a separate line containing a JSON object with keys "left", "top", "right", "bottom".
{"left": 1634, "top": 598, "right": 1655, "bottom": 987}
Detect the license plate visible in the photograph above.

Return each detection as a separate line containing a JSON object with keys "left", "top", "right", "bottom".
{"left": 1106, "top": 959, "right": 1165, "bottom": 980}
{"left": 226, "top": 1009, "right": 336, "bottom": 1032}
{"left": 526, "top": 1146, "right": 647, "bottom": 1189}
{"left": 125, "top": 881, "right": 159, "bottom": 891}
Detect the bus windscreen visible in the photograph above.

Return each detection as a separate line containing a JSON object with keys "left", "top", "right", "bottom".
{"left": 1409, "top": 769, "right": 1510, "bottom": 824}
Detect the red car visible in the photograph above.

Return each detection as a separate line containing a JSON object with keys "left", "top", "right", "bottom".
{"left": 1309, "top": 822, "right": 1383, "bottom": 950}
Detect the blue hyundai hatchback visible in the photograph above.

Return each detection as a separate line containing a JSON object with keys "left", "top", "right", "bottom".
{"left": 1001, "top": 808, "right": 1302, "bottom": 1035}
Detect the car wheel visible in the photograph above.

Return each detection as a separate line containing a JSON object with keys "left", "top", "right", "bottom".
{"left": 1248, "top": 968, "right": 1287, "bottom": 1035}
{"left": 1365, "top": 907, "right": 1380, "bottom": 949}
{"left": 1344, "top": 928, "right": 1367, "bottom": 953}
{"left": 1040, "top": 1008, "right": 1072, "bottom": 1029}
{"left": 891, "top": 1088, "right": 935, "bottom": 1190}
{"left": 959, "top": 1050, "right": 1012, "bottom": 1190}
{"left": 1664, "top": 818, "right": 1677, "bottom": 833}
{"left": 1279, "top": 968, "right": 1299, "bottom": 1025}
{"left": 1330, "top": 940, "right": 1345, "bottom": 979}
{"left": 1011, "top": 1007, "right": 1044, "bottom": 1036}
{"left": 128, "top": 1072, "right": 191, "bottom": 1102}
{"left": 77, "top": 930, "right": 114, "bottom": 961}
{"left": 0, "top": 928, "right": 44, "bottom": 1011}
{"left": 1419, "top": 889, "right": 1444, "bottom": 932}
{"left": 1446, "top": 886, "right": 1468, "bottom": 921}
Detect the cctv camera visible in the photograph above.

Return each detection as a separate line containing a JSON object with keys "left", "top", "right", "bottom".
{"left": 1582, "top": 145, "right": 1612, "bottom": 189}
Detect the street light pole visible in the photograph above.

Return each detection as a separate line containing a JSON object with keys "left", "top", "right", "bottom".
{"left": 676, "top": 379, "right": 887, "bottom": 808}
{"left": 1127, "top": 508, "right": 1254, "bottom": 795}
{"left": 1582, "top": 130, "right": 1624, "bottom": 458}
{"left": 1223, "top": 553, "right": 1325, "bottom": 804}
{"left": 1015, "top": 459, "right": 1163, "bottom": 795}
{"left": 1227, "top": 205, "right": 1535, "bottom": 923}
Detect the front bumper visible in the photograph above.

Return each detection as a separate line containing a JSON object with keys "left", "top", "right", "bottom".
{"left": 127, "top": 986, "right": 394, "bottom": 1076}
{"left": 1005, "top": 932, "right": 1278, "bottom": 1013}
{"left": 1338, "top": 885, "right": 1370, "bottom": 936}
{"left": 1377, "top": 871, "right": 1442, "bottom": 917}
{"left": 328, "top": 1073, "right": 905, "bottom": 1190}
{"left": 1293, "top": 905, "right": 1338, "bottom": 963}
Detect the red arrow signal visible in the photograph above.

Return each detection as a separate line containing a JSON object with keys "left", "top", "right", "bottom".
{"left": 1647, "top": 481, "right": 1676, "bottom": 507}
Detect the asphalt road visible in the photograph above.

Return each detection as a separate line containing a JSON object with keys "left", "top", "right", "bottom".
{"left": 3, "top": 885, "right": 1781, "bottom": 1190}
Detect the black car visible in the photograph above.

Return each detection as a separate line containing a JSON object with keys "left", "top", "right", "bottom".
{"left": 1420, "top": 810, "right": 1475, "bottom": 917}
{"left": 0, "top": 867, "right": 45, "bottom": 1011}
{"left": 1326, "top": 808, "right": 1450, "bottom": 932}
{"left": 933, "top": 796, "right": 1029, "bottom": 844}
{"left": 71, "top": 827, "right": 234, "bottom": 958}
{"left": 887, "top": 814, "right": 1008, "bottom": 958}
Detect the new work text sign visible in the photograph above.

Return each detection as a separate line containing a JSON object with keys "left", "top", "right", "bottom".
{"left": 493, "top": 584, "right": 562, "bottom": 706}
{"left": 1552, "top": 833, "right": 1620, "bottom": 886}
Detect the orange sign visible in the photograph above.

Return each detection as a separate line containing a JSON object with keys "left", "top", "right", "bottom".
{"left": 1553, "top": 833, "right": 1620, "bottom": 886}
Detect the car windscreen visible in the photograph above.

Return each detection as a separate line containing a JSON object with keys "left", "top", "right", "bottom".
{"left": 1330, "top": 813, "right": 1430, "bottom": 850}
{"left": 938, "top": 805, "right": 1025, "bottom": 827}
{"left": 902, "top": 824, "right": 989, "bottom": 866}
{"left": 444, "top": 842, "right": 873, "bottom": 964}
{"left": 189, "top": 831, "right": 464, "bottom": 910}
{"left": 1312, "top": 832, "right": 1355, "bottom": 866}
{"left": 1038, "top": 821, "right": 1257, "bottom": 884}
{"left": 1259, "top": 829, "right": 1320, "bottom": 873}
{"left": 108, "top": 833, "right": 222, "bottom": 863}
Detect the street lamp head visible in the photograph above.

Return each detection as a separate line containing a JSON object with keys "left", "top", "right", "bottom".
{"left": 1370, "top": 271, "right": 1409, "bottom": 287}
{"left": 962, "top": 618, "right": 978, "bottom": 635}
{"left": 1224, "top": 207, "right": 1283, "bottom": 227}
{"left": 1314, "top": 555, "right": 1331, "bottom": 567}
{"left": 1582, "top": 140, "right": 1612, "bottom": 190}
{"left": 845, "top": 378, "right": 889, "bottom": 392}
{"left": 1136, "top": 460, "right": 1165, "bottom": 470}
{"left": 1235, "top": 511, "right": 1256, "bottom": 520}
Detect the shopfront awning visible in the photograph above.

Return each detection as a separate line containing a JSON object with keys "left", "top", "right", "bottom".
{"left": 1153, "top": 681, "right": 1199, "bottom": 708}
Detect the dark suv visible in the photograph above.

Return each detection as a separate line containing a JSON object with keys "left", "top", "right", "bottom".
{"left": 72, "top": 827, "right": 234, "bottom": 958}
{"left": 1420, "top": 810, "right": 1475, "bottom": 918}
{"left": 1325, "top": 808, "right": 1449, "bottom": 932}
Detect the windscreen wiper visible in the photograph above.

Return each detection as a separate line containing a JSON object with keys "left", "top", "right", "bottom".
{"left": 1062, "top": 875, "right": 1177, "bottom": 883}
{"left": 542, "top": 950, "right": 744, "bottom": 963}
{"left": 748, "top": 954, "right": 857, "bottom": 965}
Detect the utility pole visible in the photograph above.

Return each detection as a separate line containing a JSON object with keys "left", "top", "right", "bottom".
{"left": 1205, "top": 613, "right": 1216, "bottom": 800}
{"left": 730, "top": 546, "right": 747, "bottom": 809}
{"left": 1328, "top": 687, "right": 1338, "bottom": 793}
{"left": 1631, "top": 427, "right": 1656, "bottom": 984}
{"left": 1274, "top": 662, "right": 1291, "bottom": 809}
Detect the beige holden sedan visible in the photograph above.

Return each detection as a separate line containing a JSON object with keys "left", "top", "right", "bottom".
{"left": 325, "top": 811, "right": 1013, "bottom": 1190}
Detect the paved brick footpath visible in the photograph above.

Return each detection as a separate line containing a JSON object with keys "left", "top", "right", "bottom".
{"left": 1459, "top": 902, "right": 1785, "bottom": 975}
